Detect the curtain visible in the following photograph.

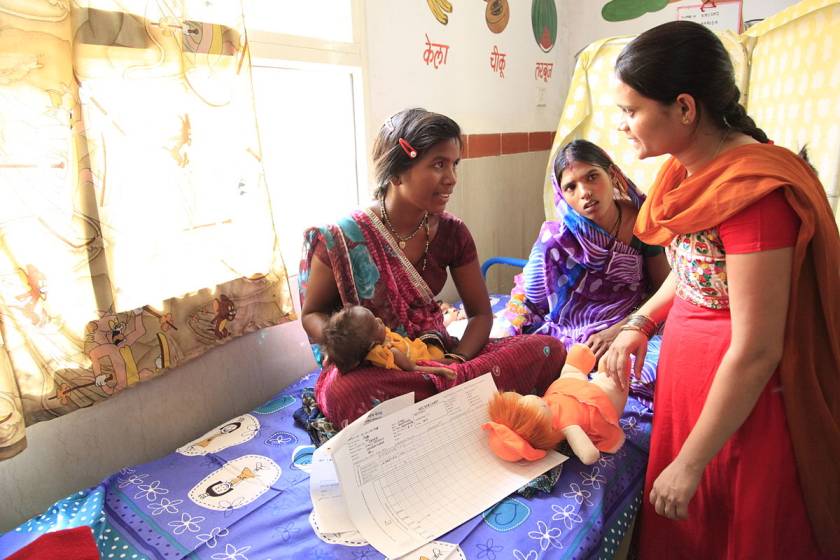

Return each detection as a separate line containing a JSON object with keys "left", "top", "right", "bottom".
{"left": 0, "top": 0, "right": 294, "bottom": 460}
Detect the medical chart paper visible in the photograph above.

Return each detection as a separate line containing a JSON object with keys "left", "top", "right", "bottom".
{"left": 332, "top": 373, "right": 567, "bottom": 559}
{"left": 310, "top": 393, "right": 415, "bottom": 533}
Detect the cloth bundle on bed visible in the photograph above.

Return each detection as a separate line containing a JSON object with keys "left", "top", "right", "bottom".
{"left": 0, "top": 366, "right": 652, "bottom": 559}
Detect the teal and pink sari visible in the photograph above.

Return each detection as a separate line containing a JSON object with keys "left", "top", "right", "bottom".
{"left": 300, "top": 209, "right": 566, "bottom": 428}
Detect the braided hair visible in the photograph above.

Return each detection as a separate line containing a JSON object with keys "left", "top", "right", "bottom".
{"left": 616, "top": 21, "right": 769, "bottom": 143}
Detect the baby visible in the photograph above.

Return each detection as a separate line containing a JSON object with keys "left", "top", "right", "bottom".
{"left": 321, "top": 305, "right": 456, "bottom": 379}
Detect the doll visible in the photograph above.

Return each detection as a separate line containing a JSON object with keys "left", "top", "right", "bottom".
{"left": 438, "top": 301, "right": 467, "bottom": 327}
{"left": 482, "top": 343, "right": 628, "bottom": 465}
{"left": 321, "top": 305, "right": 455, "bottom": 379}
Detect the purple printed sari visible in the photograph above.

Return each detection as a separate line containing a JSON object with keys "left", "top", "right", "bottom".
{"left": 509, "top": 174, "right": 661, "bottom": 406}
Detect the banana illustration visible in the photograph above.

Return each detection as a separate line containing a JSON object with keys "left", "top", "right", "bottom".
{"left": 427, "top": 0, "right": 452, "bottom": 25}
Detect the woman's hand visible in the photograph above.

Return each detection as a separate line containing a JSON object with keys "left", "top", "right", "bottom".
{"left": 599, "top": 328, "right": 649, "bottom": 390}
{"left": 300, "top": 255, "right": 340, "bottom": 344}
{"left": 584, "top": 323, "right": 623, "bottom": 361}
{"left": 450, "top": 258, "right": 492, "bottom": 356}
{"left": 649, "top": 457, "right": 704, "bottom": 520}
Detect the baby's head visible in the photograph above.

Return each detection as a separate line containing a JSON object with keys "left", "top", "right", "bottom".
{"left": 321, "top": 305, "right": 386, "bottom": 372}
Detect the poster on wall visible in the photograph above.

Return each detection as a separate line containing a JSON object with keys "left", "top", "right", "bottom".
{"left": 484, "top": 0, "right": 510, "bottom": 33}
{"left": 600, "top": 0, "right": 742, "bottom": 32}
{"left": 531, "top": 0, "right": 557, "bottom": 52}
{"left": 675, "top": 0, "right": 743, "bottom": 33}
{"left": 602, "top": 0, "right": 673, "bottom": 22}
{"left": 427, "top": 0, "right": 454, "bottom": 25}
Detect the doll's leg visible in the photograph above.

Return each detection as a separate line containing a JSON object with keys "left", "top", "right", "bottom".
{"left": 590, "top": 371, "right": 629, "bottom": 415}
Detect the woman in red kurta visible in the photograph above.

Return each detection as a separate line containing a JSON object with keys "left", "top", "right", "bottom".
{"left": 602, "top": 21, "right": 840, "bottom": 558}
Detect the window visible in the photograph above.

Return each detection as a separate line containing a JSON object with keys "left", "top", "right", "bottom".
{"left": 251, "top": 64, "right": 364, "bottom": 266}
{"left": 245, "top": 0, "right": 367, "bottom": 268}
{"left": 243, "top": 0, "right": 354, "bottom": 43}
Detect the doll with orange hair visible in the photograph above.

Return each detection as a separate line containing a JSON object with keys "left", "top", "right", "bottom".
{"left": 483, "top": 343, "right": 628, "bottom": 465}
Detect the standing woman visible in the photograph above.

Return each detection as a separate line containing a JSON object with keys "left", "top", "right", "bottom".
{"left": 602, "top": 21, "right": 840, "bottom": 558}
{"left": 300, "top": 108, "right": 565, "bottom": 428}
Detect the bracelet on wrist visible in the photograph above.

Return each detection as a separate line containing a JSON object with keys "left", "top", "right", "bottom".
{"left": 624, "top": 314, "right": 658, "bottom": 338}
{"left": 619, "top": 324, "right": 650, "bottom": 339}
{"left": 444, "top": 352, "right": 467, "bottom": 364}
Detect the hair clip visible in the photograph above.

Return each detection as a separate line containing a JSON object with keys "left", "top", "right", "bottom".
{"left": 398, "top": 138, "right": 417, "bottom": 158}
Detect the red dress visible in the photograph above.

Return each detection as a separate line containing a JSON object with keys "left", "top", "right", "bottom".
{"left": 639, "top": 191, "right": 824, "bottom": 559}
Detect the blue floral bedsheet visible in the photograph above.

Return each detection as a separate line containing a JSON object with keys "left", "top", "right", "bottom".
{"left": 1, "top": 304, "right": 653, "bottom": 559}
{"left": 0, "top": 374, "right": 651, "bottom": 560}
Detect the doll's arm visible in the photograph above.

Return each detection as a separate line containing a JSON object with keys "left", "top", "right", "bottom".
{"left": 561, "top": 425, "right": 600, "bottom": 465}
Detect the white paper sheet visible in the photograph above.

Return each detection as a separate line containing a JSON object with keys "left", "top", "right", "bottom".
{"left": 332, "top": 373, "right": 567, "bottom": 559}
{"left": 310, "top": 392, "right": 415, "bottom": 533}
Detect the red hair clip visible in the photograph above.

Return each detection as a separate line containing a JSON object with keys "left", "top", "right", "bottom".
{"left": 398, "top": 138, "right": 417, "bottom": 158}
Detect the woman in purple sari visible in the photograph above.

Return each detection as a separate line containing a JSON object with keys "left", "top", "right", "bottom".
{"left": 508, "top": 140, "right": 670, "bottom": 405}
{"left": 300, "top": 108, "right": 566, "bottom": 429}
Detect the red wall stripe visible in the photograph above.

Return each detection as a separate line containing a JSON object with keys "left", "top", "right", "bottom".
{"left": 459, "top": 131, "right": 555, "bottom": 159}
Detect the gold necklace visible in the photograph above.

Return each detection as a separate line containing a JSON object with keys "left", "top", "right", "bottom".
{"left": 379, "top": 198, "right": 428, "bottom": 249}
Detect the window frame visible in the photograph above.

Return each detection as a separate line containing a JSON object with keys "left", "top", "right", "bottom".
{"left": 245, "top": 0, "right": 370, "bottom": 222}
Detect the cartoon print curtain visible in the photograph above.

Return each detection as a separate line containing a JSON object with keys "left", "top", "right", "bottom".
{"left": 0, "top": 0, "right": 294, "bottom": 460}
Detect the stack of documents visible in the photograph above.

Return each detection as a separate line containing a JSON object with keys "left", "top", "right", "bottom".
{"left": 309, "top": 373, "right": 567, "bottom": 559}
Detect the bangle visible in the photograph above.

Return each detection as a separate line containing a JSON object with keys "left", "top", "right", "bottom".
{"left": 444, "top": 352, "right": 467, "bottom": 364}
{"left": 619, "top": 324, "right": 648, "bottom": 338}
{"left": 623, "top": 314, "right": 658, "bottom": 339}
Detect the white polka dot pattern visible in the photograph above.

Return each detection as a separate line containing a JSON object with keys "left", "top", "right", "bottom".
{"left": 743, "top": 0, "right": 840, "bottom": 222}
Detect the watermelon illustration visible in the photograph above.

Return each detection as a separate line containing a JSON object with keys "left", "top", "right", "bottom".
{"left": 531, "top": 0, "right": 557, "bottom": 53}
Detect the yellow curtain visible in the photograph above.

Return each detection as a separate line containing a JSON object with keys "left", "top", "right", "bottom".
{"left": 740, "top": 0, "right": 840, "bottom": 225}
{"left": 0, "top": 0, "right": 294, "bottom": 459}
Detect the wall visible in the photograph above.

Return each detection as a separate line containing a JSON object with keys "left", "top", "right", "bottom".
{"left": 566, "top": 0, "right": 800, "bottom": 66}
{"left": 443, "top": 151, "right": 552, "bottom": 299}
{"left": 364, "top": 0, "right": 573, "bottom": 295}
{"left": 364, "top": 0, "right": 571, "bottom": 135}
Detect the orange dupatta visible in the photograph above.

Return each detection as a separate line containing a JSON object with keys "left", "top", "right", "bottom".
{"left": 636, "top": 143, "right": 840, "bottom": 555}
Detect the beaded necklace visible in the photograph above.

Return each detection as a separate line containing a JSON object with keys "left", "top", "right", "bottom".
{"left": 379, "top": 198, "right": 431, "bottom": 271}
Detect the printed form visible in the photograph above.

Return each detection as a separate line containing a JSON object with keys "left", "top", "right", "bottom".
{"left": 332, "top": 373, "right": 567, "bottom": 559}
{"left": 310, "top": 392, "right": 415, "bottom": 534}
